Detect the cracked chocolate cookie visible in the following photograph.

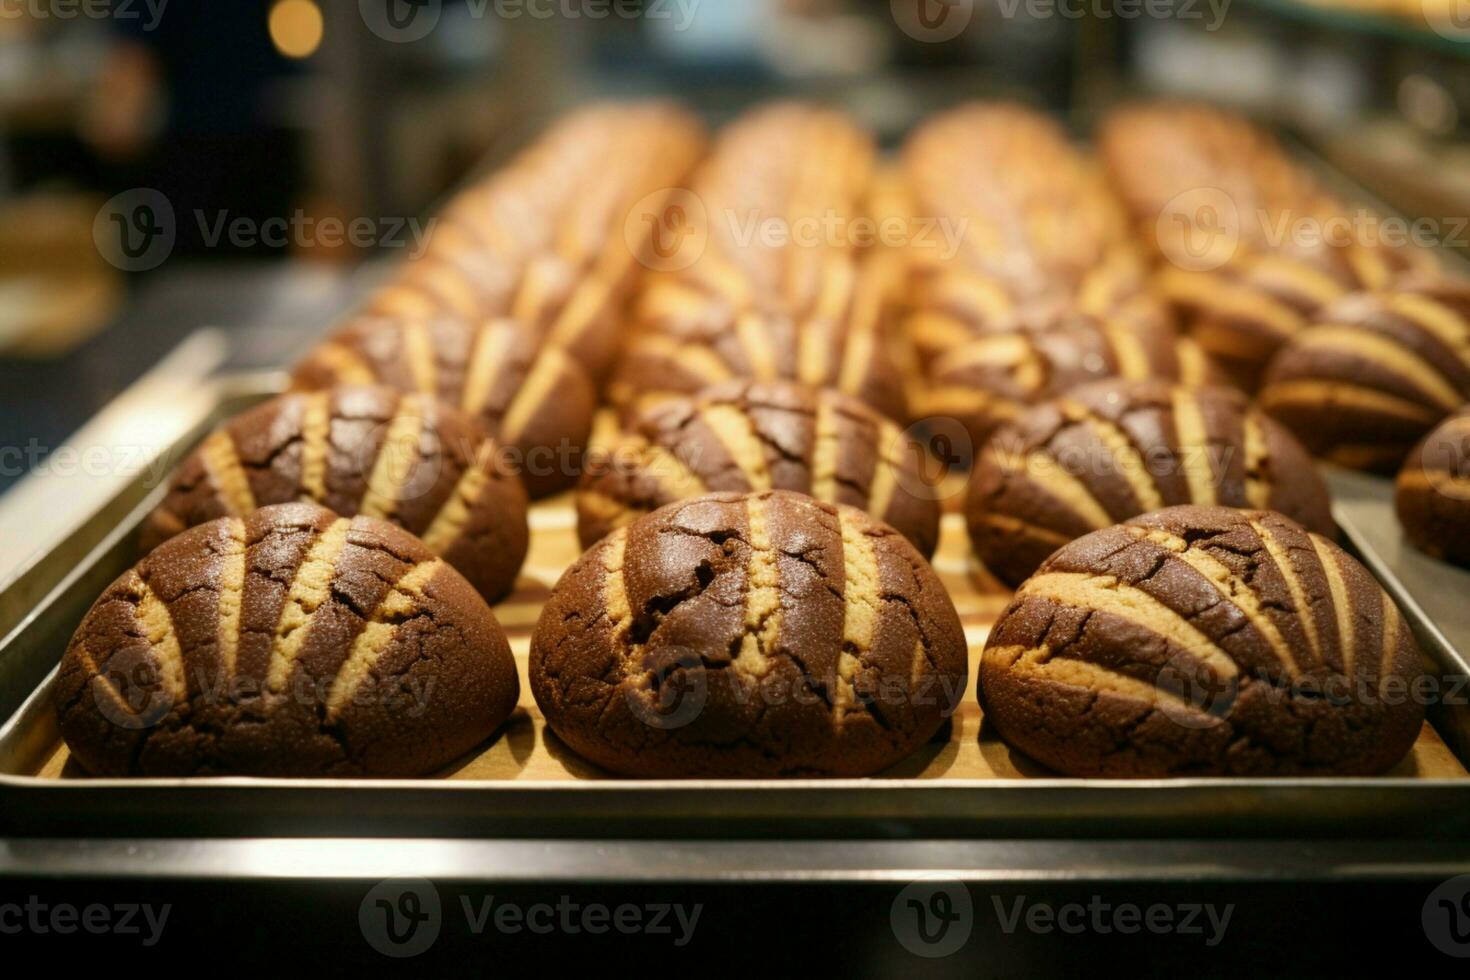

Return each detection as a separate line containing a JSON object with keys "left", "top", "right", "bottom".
{"left": 291, "top": 317, "right": 596, "bottom": 498}
{"left": 577, "top": 379, "right": 940, "bottom": 557}
{"left": 56, "top": 503, "right": 519, "bottom": 778}
{"left": 530, "top": 490, "right": 968, "bottom": 777}
{"left": 980, "top": 505, "right": 1425, "bottom": 777}
{"left": 966, "top": 379, "right": 1333, "bottom": 587}
{"left": 141, "top": 385, "right": 529, "bottom": 603}
{"left": 1396, "top": 407, "right": 1470, "bottom": 567}
{"left": 922, "top": 316, "right": 1220, "bottom": 450}
{"left": 1259, "top": 282, "right": 1470, "bottom": 472}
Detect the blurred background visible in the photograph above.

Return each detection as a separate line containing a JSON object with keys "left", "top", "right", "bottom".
{"left": 1, "top": 0, "right": 1467, "bottom": 493}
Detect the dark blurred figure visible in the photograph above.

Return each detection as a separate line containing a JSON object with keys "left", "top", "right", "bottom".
{"left": 82, "top": 1, "right": 306, "bottom": 260}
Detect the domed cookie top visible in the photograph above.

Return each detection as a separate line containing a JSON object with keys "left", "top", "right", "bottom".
{"left": 291, "top": 317, "right": 596, "bottom": 497}
{"left": 967, "top": 379, "right": 1333, "bottom": 586}
{"left": 578, "top": 379, "right": 940, "bottom": 557}
{"left": 980, "top": 506, "right": 1425, "bottom": 777}
{"left": 922, "top": 316, "right": 1219, "bottom": 450}
{"left": 530, "top": 490, "right": 968, "bottom": 778}
{"left": 1260, "top": 282, "right": 1470, "bottom": 472}
{"left": 142, "top": 385, "right": 529, "bottom": 603}
{"left": 56, "top": 503, "right": 520, "bottom": 778}
{"left": 1396, "top": 407, "right": 1470, "bottom": 567}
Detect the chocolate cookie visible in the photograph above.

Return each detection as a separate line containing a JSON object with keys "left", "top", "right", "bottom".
{"left": 967, "top": 380, "right": 1333, "bottom": 586}
{"left": 291, "top": 317, "right": 596, "bottom": 498}
{"left": 922, "top": 316, "right": 1219, "bottom": 450}
{"left": 1260, "top": 282, "right": 1470, "bottom": 472}
{"left": 611, "top": 280, "right": 908, "bottom": 424}
{"left": 1395, "top": 407, "right": 1470, "bottom": 566}
{"left": 895, "top": 103, "right": 1150, "bottom": 363}
{"left": 902, "top": 252, "right": 1167, "bottom": 367}
{"left": 141, "top": 385, "right": 529, "bottom": 603}
{"left": 363, "top": 103, "right": 706, "bottom": 378}
{"left": 530, "top": 490, "right": 968, "bottom": 777}
{"left": 56, "top": 503, "right": 519, "bottom": 778}
{"left": 578, "top": 380, "right": 940, "bottom": 557}
{"left": 980, "top": 506, "right": 1425, "bottom": 777}
{"left": 1156, "top": 247, "right": 1435, "bottom": 392}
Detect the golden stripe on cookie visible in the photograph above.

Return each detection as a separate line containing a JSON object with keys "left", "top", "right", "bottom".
{"left": 217, "top": 518, "right": 247, "bottom": 681}
{"left": 359, "top": 396, "right": 426, "bottom": 521}
{"left": 267, "top": 518, "right": 351, "bottom": 693}
{"left": 735, "top": 495, "right": 780, "bottom": 677}
{"left": 1018, "top": 571, "right": 1240, "bottom": 680}
{"left": 200, "top": 431, "right": 257, "bottom": 517}
{"left": 325, "top": 559, "right": 442, "bottom": 721}
{"left": 1170, "top": 390, "right": 1217, "bottom": 506}
{"left": 298, "top": 392, "right": 332, "bottom": 502}
{"left": 836, "top": 508, "right": 880, "bottom": 724}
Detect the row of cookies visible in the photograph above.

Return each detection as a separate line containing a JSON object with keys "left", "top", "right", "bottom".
{"left": 53, "top": 104, "right": 715, "bottom": 778}
{"left": 52, "top": 102, "right": 940, "bottom": 779}
{"left": 55, "top": 100, "right": 1457, "bottom": 780}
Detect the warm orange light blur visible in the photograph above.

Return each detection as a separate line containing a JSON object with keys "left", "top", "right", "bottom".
{"left": 269, "top": 0, "right": 324, "bottom": 60}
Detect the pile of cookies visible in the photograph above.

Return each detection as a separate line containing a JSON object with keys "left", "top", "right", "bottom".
{"left": 56, "top": 100, "right": 1470, "bottom": 781}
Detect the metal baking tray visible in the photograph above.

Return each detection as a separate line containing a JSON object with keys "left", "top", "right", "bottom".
{"left": 3, "top": 370, "right": 1470, "bottom": 846}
